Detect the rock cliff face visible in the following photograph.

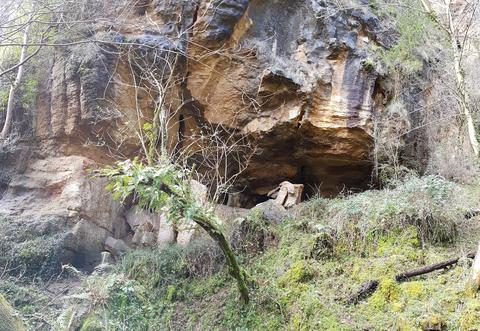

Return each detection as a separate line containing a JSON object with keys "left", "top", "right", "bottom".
{"left": 0, "top": 0, "right": 392, "bottom": 271}
{"left": 188, "top": 0, "right": 392, "bottom": 196}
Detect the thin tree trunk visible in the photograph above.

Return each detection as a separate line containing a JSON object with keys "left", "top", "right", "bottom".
{"left": 446, "top": 0, "right": 479, "bottom": 157}
{"left": 0, "top": 10, "right": 34, "bottom": 140}
{"left": 468, "top": 242, "right": 480, "bottom": 291}
{"left": 195, "top": 212, "right": 250, "bottom": 304}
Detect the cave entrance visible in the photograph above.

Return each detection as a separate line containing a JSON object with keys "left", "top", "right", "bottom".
{"left": 224, "top": 161, "right": 373, "bottom": 209}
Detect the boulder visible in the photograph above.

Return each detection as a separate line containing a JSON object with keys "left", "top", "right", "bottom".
{"left": 139, "top": 232, "right": 157, "bottom": 246}
{"left": 104, "top": 237, "right": 130, "bottom": 260}
{"left": 0, "top": 156, "right": 128, "bottom": 272}
{"left": 251, "top": 200, "right": 290, "bottom": 224}
{"left": 126, "top": 207, "right": 162, "bottom": 232}
{"left": 156, "top": 220, "right": 176, "bottom": 248}
{"left": 268, "top": 181, "right": 304, "bottom": 208}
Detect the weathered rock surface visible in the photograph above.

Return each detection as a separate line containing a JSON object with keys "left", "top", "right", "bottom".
{"left": 188, "top": 0, "right": 391, "bottom": 196}
{"left": 29, "top": 0, "right": 391, "bottom": 198}
{"left": 0, "top": 0, "right": 393, "bottom": 275}
{"left": 251, "top": 200, "right": 290, "bottom": 224}
{"left": 0, "top": 155, "right": 128, "bottom": 272}
{"left": 104, "top": 236, "right": 130, "bottom": 260}
{"left": 268, "top": 181, "right": 304, "bottom": 208}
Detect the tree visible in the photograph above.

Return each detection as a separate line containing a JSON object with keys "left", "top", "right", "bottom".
{"left": 99, "top": 159, "right": 250, "bottom": 304}
{"left": 89, "top": 5, "right": 254, "bottom": 303}
{"left": 469, "top": 241, "right": 480, "bottom": 291}
{"left": 420, "top": 0, "right": 480, "bottom": 156}
{"left": 0, "top": 4, "right": 35, "bottom": 140}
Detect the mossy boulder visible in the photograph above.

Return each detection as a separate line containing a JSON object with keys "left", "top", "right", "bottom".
{"left": 0, "top": 294, "right": 25, "bottom": 331}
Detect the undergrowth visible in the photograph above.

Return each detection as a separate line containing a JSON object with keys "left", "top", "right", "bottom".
{"left": 60, "top": 176, "right": 480, "bottom": 330}
{"left": 298, "top": 175, "right": 472, "bottom": 250}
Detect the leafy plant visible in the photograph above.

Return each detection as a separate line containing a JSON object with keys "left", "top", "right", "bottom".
{"left": 98, "top": 158, "right": 250, "bottom": 303}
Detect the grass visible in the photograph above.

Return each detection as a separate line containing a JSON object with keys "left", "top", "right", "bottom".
{"left": 298, "top": 175, "right": 473, "bottom": 249}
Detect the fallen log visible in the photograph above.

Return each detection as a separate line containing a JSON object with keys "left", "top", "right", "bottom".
{"left": 348, "top": 280, "right": 379, "bottom": 304}
{"left": 395, "top": 251, "right": 475, "bottom": 282}
{"left": 349, "top": 251, "right": 476, "bottom": 304}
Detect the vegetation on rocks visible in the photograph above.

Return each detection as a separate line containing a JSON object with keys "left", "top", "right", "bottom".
{"left": 51, "top": 176, "right": 480, "bottom": 330}
{"left": 1, "top": 0, "right": 480, "bottom": 330}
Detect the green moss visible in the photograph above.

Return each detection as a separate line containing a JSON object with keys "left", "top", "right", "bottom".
{"left": 402, "top": 281, "right": 424, "bottom": 300}
{"left": 278, "top": 261, "right": 315, "bottom": 287}
{"left": 420, "top": 314, "right": 445, "bottom": 330}
{"left": 0, "top": 294, "right": 25, "bottom": 331}
{"left": 460, "top": 310, "right": 480, "bottom": 330}
{"left": 368, "top": 278, "right": 400, "bottom": 310}
{"left": 62, "top": 177, "right": 480, "bottom": 330}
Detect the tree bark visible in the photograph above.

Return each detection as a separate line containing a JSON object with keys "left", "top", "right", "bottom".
{"left": 421, "top": 0, "right": 479, "bottom": 156}
{"left": 348, "top": 280, "right": 379, "bottom": 304}
{"left": 163, "top": 181, "right": 250, "bottom": 303}
{"left": 445, "top": 0, "right": 480, "bottom": 157}
{"left": 468, "top": 242, "right": 480, "bottom": 291}
{"left": 395, "top": 251, "right": 476, "bottom": 282}
{"left": 0, "top": 10, "right": 34, "bottom": 140}
{"left": 195, "top": 212, "right": 250, "bottom": 304}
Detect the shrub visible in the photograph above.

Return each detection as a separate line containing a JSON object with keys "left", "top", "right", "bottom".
{"left": 118, "top": 246, "right": 188, "bottom": 289}
{"left": 184, "top": 239, "right": 224, "bottom": 277}
{"left": 305, "top": 176, "right": 470, "bottom": 250}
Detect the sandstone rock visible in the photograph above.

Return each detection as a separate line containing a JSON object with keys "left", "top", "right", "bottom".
{"left": 0, "top": 155, "right": 130, "bottom": 271}
{"left": 213, "top": 204, "right": 249, "bottom": 222}
{"left": 194, "top": 0, "right": 249, "bottom": 44}
{"left": 23, "top": 0, "right": 393, "bottom": 208}
{"left": 177, "top": 224, "right": 196, "bottom": 246}
{"left": 190, "top": 179, "right": 209, "bottom": 206}
{"left": 68, "top": 220, "right": 112, "bottom": 269}
{"left": 268, "top": 181, "right": 304, "bottom": 208}
{"left": 104, "top": 236, "right": 130, "bottom": 260}
{"left": 127, "top": 207, "right": 163, "bottom": 232}
{"left": 187, "top": 0, "right": 392, "bottom": 196}
{"left": 140, "top": 232, "right": 157, "bottom": 246}
{"left": 0, "top": 0, "right": 397, "bottom": 281}
{"left": 156, "top": 221, "right": 176, "bottom": 248}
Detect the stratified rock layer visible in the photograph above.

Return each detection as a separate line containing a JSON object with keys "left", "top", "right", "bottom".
{"left": 0, "top": 0, "right": 392, "bottom": 272}
{"left": 187, "top": 0, "right": 390, "bottom": 195}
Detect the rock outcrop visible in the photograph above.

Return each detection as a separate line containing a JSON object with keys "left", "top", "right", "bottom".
{"left": 0, "top": 0, "right": 393, "bottom": 274}
{"left": 188, "top": 0, "right": 392, "bottom": 196}
{"left": 31, "top": 0, "right": 392, "bottom": 197}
